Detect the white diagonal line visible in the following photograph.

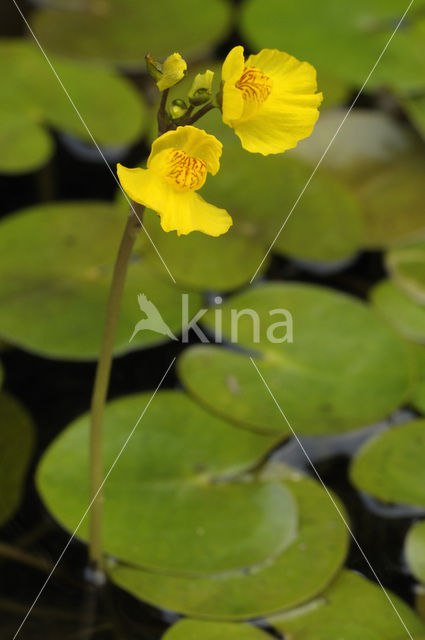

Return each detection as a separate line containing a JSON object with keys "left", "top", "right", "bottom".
{"left": 11, "top": 0, "right": 176, "bottom": 284}
{"left": 250, "top": 357, "right": 414, "bottom": 639}
{"left": 12, "top": 357, "right": 176, "bottom": 640}
{"left": 250, "top": 0, "right": 415, "bottom": 283}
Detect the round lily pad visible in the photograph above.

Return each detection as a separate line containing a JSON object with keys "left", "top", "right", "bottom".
{"left": 292, "top": 108, "right": 425, "bottom": 249}
{"left": 358, "top": 149, "right": 425, "bottom": 248}
{"left": 371, "top": 280, "right": 425, "bottom": 345}
{"left": 178, "top": 282, "right": 414, "bottom": 435}
{"left": 162, "top": 619, "right": 272, "bottom": 640}
{"left": 110, "top": 463, "right": 348, "bottom": 619}
{"left": 406, "top": 520, "right": 425, "bottom": 584}
{"left": 386, "top": 241, "right": 425, "bottom": 305}
{"left": 0, "top": 113, "right": 53, "bottom": 174}
{"left": 30, "top": 0, "right": 231, "bottom": 68}
{"left": 269, "top": 569, "right": 425, "bottom": 639}
{"left": 0, "top": 39, "right": 146, "bottom": 174}
{"left": 293, "top": 109, "right": 413, "bottom": 179}
{"left": 241, "top": 0, "right": 425, "bottom": 91}
{"left": 0, "top": 392, "right": 34, "bottom": 526}
{"left": 350, "top": 419, "right": 425, "bottom": 508}
{"left": 141, "top": 212, "right": 269, "bottom": 293}
{"left": 0, "top": 202, "right": 202, "bottom": 359}
{"left": 37, "top": 390, "right": 292, "bottom": 576}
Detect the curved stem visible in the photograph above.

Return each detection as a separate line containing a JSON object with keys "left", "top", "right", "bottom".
{"left": 89, "top": 206, "right": 143, "bottom": 571}
{"left": 186, "top": 102, "right": 217, "bottom": 125}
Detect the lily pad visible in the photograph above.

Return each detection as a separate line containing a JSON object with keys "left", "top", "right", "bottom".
{"left": 406, "top": 520, "right": 425, "bottom": 584}
{"left": 293, "top": 108, "right": 425, "bottom": 248}
{"left": 162, "top": 620, "right": 272, "bottom": 640}
{"left": 110, "top": 463, "right": 348, "bottom": 619}
{"left": 0, "top": 202, "right": 202, "bottom": 359}
{"left": 358, "top": 149, "right": 425, "bottom": 248}
{"left": 371, "top": 280, "right": 425, "bottom": 344}
{"left": 0, "top": 392, "right": 34, "bottom": 526}
{"left": 241, "top": 0, "right": 425, "bottom": 91}
{"left": 269, "top": 569, "right": 425, "bottom": 640}
{"left": 0, "top": 113, "right": 54, "bottom": 174}
{"left": 386, "top": 241, "right": 425, "bottom": 305}
{"left": 0, "top": 39, "right": 146, "bottom": 173}
{"left": 293, "top": 109, "right": 413, "bottom": 180}
{"left": 142, "top": 212, "right": 269, "bottom": 293}
{"left": 178, "top": 282, "right": 414, "bottom": 435}
{"left": 350, "top": 419, "right": 425, "bottom": 508}
{"left": 37, "top": 390, "right": 293, "bottom": 576}
{"left": 30, "top": 0, "right": 231, "bottom": 68}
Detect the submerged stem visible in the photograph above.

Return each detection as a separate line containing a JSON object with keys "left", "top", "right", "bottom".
{"left": 89, "top": 206, "right": 143, "bottom": 572}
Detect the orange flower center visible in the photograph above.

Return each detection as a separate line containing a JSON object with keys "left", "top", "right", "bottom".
{"left": 165, "top": 149, "right": 207, "bottom": 191}
{"left": 235, "top": 67, "right": 272, "bottom": 104}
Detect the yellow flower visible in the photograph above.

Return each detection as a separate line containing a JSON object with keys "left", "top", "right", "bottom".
{"left": 156, "top": 53, "right": 187, "bottom": 91}
{"left": 221, "top": 46, "right": 323, "bottom": 155}
{"left": 117, "top": 126, "right": 232, "bottom": 237}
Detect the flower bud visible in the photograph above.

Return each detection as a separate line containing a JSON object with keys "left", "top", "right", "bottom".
{"left": 188, "top": 69, "right": 214, "bottom": 106}
{"left": 170, "top": 99, "right": 188, "bottom": 120}
{"left": 145, "top": 53, "right": 163, "bottom": 83}
{"left": 158, "top": 53, "right": 187, "bottom": 91}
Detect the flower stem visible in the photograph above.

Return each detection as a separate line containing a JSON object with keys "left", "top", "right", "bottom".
{"left": 186, "top": 102, "right": 217, "bottom": 125}
{"left": 157, "top": 88, "right": 170, "bottom": 135}
{"left": 89, "top": 206, "right": 143, "bottom": 572}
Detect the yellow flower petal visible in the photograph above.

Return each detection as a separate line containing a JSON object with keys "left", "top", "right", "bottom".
{"left": 117, "top": 164, "right": 166, "bottom": 210}
{"left": 159, "top": 190, "right": 232, "bottom": 237}
{"left": 157, "top": 52, "right": 187, "bottom": 91}
{"left": 222, "top": 45, "right": 245, "bottom": 83}
{"left": 149, "top": 126, "right": 222, "bottom": 176}
{"left": 117, "top": 138, "right": 232, "bottom": 238}
{"left": 221, "top": 46, "right": 245, "bottom": 123}
{"left": 221, "top": 46, "right": 322, "bottom": 155}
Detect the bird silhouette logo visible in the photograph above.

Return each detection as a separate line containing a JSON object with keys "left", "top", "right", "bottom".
{"left": 129, "top": 294, "right": 179, "bottom": 343}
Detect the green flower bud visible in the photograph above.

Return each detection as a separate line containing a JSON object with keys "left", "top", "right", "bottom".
{"left": 170, "top": 99, "right": 188, "bottom": 120}
{"left": 188, "top": 69, "right": 214, "bottom": 106}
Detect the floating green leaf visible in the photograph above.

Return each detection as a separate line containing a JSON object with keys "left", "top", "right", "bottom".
{"left": 406, "top": 520, "right": 425, "bottom": 584}
{"left": 269, "top": 569, "right": 425, "bottom": 639}
{"left": 30, "top": 0, "right": 231, "bottom": 68}
{"left": 350, "top": 419, "right": 425, "bottom": 508}
{"left": 293, "top": 108, "right": 425, "bottom": 248}
{"left": 179, "top": 282, "right": 414, "bottom": 435}
{"left": 0, "top": 113, "right": 53, "bottom": 174}
{"left": 241, "top": 0, "right": 425, "bottom": 91}
{"left": 0, "top": 392, "right": 34, "bottom": 526}
{"left": 0, "top": 39, "right": 146, "bottom": 173}
{"left": 293, "top": 109, "right": 412, "bottom": 179}
{"left": 142, "top": 213, "right": 269, "bottom": 292}
{"left": 162, "top": 619, "right": 272, "bottom": 640}
{"left": 37, "top": 390, "right": 292, "bottom": 575}
{"left": 0, "top": 202, "right": 201, "bottom": 359}
{"left": 371, "top": 280, "right": 425, "bottom": 345}
{"left": 386, "top": 240, "right": 425, "bottom": 305}
{"left": 358, "top": 149, "right": 425, "bottom": 248}
{"left": 110, "top": 463, "right": 348, "bottom": 619}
